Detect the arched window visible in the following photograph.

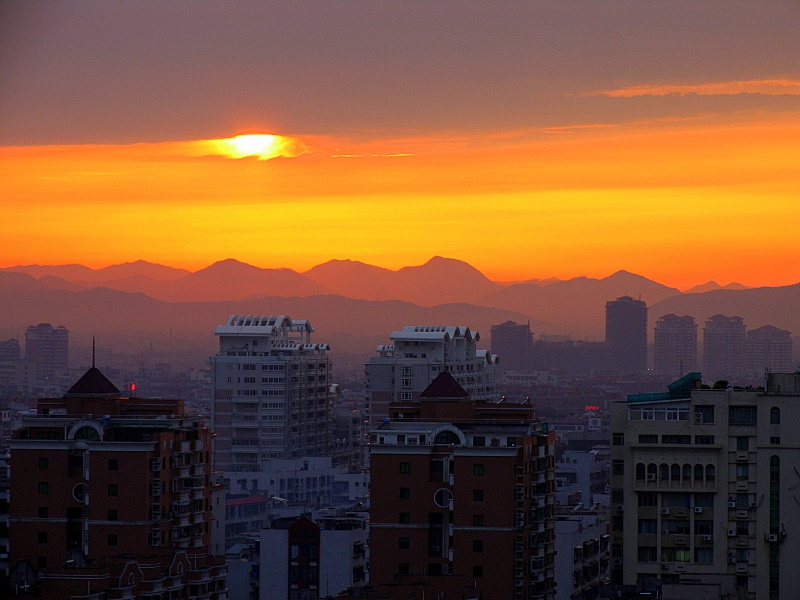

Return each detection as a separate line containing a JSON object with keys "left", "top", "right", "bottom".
{"left": 682, "top": 464, "right": 692, "bottom": 481}
{"left": 647, "top": 463, "right": 657, "bottom": 479}
{"left": 74, "top": 426, "right": 100, "bottom": 440}
{"left": 433, "top": 430, "right": 461, "bottom": 445}
{"left": 705, "top": 464, "right": 715, "bottom": 482}
{"left": 636, "top": 463, "right": 646, "bottom": 480}
{"left": 770, "top": 407, "right": 781, "bottom": 424}
{"left": 659, "top": 463, "right": 669, "bottom": 481}
{"left": 671, "top": 464, "right": 681, "bottom": 481}
{"left": 694, "top": 464, "right": 704, "bottom": 481}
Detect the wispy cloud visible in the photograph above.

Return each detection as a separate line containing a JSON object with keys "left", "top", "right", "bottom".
{"left": 584, "top": 79, "right": 800, "bottom": 98}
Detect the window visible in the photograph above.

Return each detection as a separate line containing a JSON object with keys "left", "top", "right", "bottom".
{"left": 638, "top": 434, "right": 658, "bottom": 444}
{"left": 472, "top": 566, "right": 483, "bottom": 578}
{"left": 694, "top": 493, "right": 713, "bottom": 508}
{"left": 638, "top": 492, "right": 657, "bottom": 507}
{"left": 37, "top": 556, "right": 47, "bottom": 568}
{"left": 473, "top": 489, "right": 484, "bottom": 502}
{"left": 771, "top": 436, "right": 781, "bottom": 445}
{"left": 472, "top": 515, "right": 484, "bottom": 526}
{"left": 695, "top": 435, "right": 715, "bottom": 445}
{"left": 37, "top": 482, "right": 48, "bottom": 494}
{"left": 638, "top": 546, "right": 657, "bottom": 562}
{"left": 612, "top": 460, "right": 624, "bottom": 476}
{"left": 398, "top": 537, "right": 410, "bottom": 550}
{"left": 695, "top": 548, "right": 713, "bottom": 563}
{"left": 108, "top": 459, "right": 119, "bottom": 471}
{"left": 729, "top": 406, "right": 757, "bottom": 425}
{"left": 662, "top": 435, "right": 691, "bottom": 444}
{"left": 770, "top": 407, "right": 781, "bottom": 424}
{"left": 38, "top": 457, "right": 49, "bottom": 469}
{"left": 401, "top": 378, "right": 412, "bottom": 388}
{"left": 737, "top": 436, "right": 749, "bottom": 451}
{"left": 473, "top": 464, "right": 484, "bottom": 476}
{"left": 473, "top": 436, "right": 485, "bottom": 447}
{"left": 398, "top": 563, "right": 410, "bottom": 575}
{"left": 694, "top": 520, "right": 713, "bottom": 535}
{"left": 473, "top": 540, "right": 483, "bottom": 552}
{"left": 612, "top": 433, "right": 624, "bottom": 446}
{"left": 37, "top": 532, "right": 47, "bottom": 543}
{"left": 638, "top": 519, "right": 657, "bottom": 534}
{"left": 108, "top": 484, "right": 119, "bottom": 496}
{"left": 399, "top": 462, "right": 411, "bottom": 474}
{"left": 399, "top": 513, "right": 410, "bottom": 524}
{"left": 661, "top": 547, "right": 690, "bottom": 562}
{"left": 736, "top": 521, "right": 749, "bottom": 536}
{"left": 108, "top": 534, "right": 118, "bottom": 546}
{"left": 399, "top": 487, "right": 410, "bottom": 499}
{"left": 108, "top": 509, "right": 118, "bottom": 521}
{"left": 737, "top": 464, "right": 749, "bottom": 480}
{"left": 37, "top": 507, "right": 48, "bottom": 518}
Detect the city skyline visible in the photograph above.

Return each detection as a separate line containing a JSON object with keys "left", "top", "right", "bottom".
{"left": 2, "top": 2, "right": 800, "bottom": 290}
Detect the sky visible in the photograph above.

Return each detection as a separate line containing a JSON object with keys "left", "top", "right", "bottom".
{"left": 2, "top": 1, "right": 800, "bottom": 290}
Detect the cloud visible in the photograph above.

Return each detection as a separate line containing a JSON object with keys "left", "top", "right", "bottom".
{"left": 584, "top": 79, "right": 800, "bottom": 98}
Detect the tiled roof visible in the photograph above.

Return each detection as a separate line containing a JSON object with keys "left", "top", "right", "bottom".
{"left": 66, "top": 367, "right": 120, "bottom": 396}
{"left": 419, "top": 371, "right": 469, "bottom": 400}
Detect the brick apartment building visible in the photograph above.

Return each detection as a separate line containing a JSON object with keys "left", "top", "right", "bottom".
{"left": 367, "top": 371, "right": 556, "bottom": 600}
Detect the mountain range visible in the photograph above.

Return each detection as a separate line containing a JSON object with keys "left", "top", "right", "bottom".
{"left": 1, "top": 258, "right": 797, "bottom": 361}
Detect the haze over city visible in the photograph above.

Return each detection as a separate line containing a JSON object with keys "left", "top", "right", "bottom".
{"left": 2, "top": 2, "right": 800, "bottom": 290}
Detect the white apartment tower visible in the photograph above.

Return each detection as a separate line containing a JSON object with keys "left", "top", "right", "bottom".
{"left": 610, "top": 371, "right": 800, "bottom": 600}
{"left": 365, "top": 325, "right": 498, "bottom": 426}
{"left": 211, "top": 315, "right": 333, "bottom": 472}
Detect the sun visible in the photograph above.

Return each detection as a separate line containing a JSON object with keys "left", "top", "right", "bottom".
{"left": 218, "top": 134, "right": 284, "bottom": 159}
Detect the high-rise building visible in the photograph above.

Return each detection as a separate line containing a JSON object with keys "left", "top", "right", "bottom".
{"left": 9, "top": 366, "right": 226, "bottom": 599}
{"left": 653, "top": 314, "right": 697, "bottom": 378}
{"left": 610, "top": 371, "right": 800, "bottom": 600}
{"left": 368, "top": 371, "right": 556, "bottom": 599}
{"left": 25, "top": 323, "right": 69, "bottom": 379}
{"left": 0, "top": 339, "right": 20, "bottom": 362}
{"left": 491, "top": 320, "right": 533, "bottom": 372}
{"left": 365, "top": 325, "right": 498, "bottom": 426}
{"left": 210, "top": 315, "right": 333, "bottom": 473}
{"left": 605, "top": 296, "right": 647, "bottom": 374}
{"left": 703, "top": 314, "right": 746, "bottom": 382}
{"left": 745, "top": 325, "right": 793, "bottom": 376}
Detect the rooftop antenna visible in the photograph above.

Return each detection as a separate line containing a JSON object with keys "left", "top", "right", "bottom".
{"left": 92, "top": 336, "right": 96, "bottom": 368}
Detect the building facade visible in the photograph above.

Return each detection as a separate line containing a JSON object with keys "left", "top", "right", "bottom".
{"left": 211, "top": 315, "right": 333, "bottom": 472}
{"left": 365, "top": 325, "right": 497, "bottom": 426}
{"left": 702, "top": 314, "right": 746, "bottom": 383}
{"left": 369, "top": 372, "right": 556, "bottom": 600}
{"left": 654, "top": 314, "right": 698, "bottom": 379}
{"left": 610, "top": 371, "right": 800, "bottom": 600}
{"left": 605, "top": 297, "right": 647, "bottom": 374}
{"left": 8, "top": 366, "right": 226, "bottom": 599}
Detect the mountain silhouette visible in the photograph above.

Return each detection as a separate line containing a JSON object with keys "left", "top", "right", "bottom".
{"left": 304, "top": 256, "right": 501, "bottom": 305}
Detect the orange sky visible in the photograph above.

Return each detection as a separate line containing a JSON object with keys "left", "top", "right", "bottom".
{"left": 2, "top": 3, "right": 800, "bottom": 291}
{"left": 3, "top": 109, "right": 800, "bottom": 290}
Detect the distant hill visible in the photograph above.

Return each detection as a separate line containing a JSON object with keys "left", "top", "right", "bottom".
{"left": 5, "top": 260, "right": 190, "bottom": 282}
{"left": 684, "top": 280, "right": 749, "bottom": 294}
{"left": 304, "top": 256, "right": 502, "bottom": 306}
{"left": 477, "top": 270, "right": 682, "bottom": 338}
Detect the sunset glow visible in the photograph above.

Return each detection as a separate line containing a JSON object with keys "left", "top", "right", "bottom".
{"left": 2, "top": 2, "right": 800, "bottom": 291}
